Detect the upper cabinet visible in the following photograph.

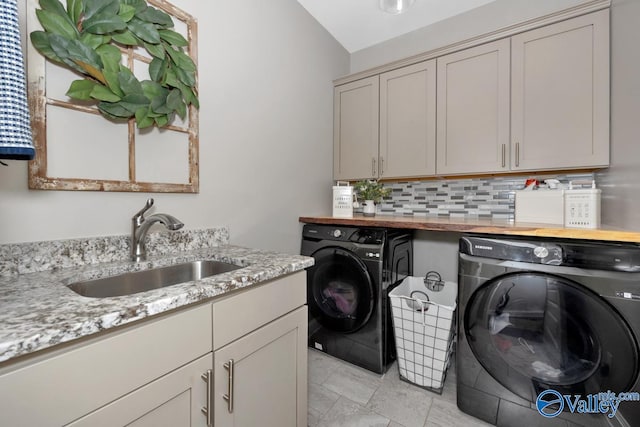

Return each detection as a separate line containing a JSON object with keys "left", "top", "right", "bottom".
{"left": 511, "top": 9, "right": 610, "bottom": 171}
{"left": 380, "top": 60, "right": 437, "bottom": 178}
{"left": 333, "top": 60, "right": 437, "bottom": 181}
{"left": 436, "top": 39, "right": 511, "bottom": 175}
{"left": 333, "top": 77, "right": 379, "bottom": 181}
{"left": 333, "top": 7, "right": 610, "bottom": 180}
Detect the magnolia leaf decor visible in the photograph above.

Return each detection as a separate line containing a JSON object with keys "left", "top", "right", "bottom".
{"left": 30, "top": 0, "right": 199, "bottom": 128}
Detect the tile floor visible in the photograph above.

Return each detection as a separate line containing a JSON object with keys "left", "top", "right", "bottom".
{"left": 307, "top": 349, "right": 493, "bottom": 427}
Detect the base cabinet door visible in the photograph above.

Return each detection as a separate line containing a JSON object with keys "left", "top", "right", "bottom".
{"left": 68, "top": 353, "right": 213, "bottom": 427}
{"left": 0, "top": 304, "right": 212, "bottom": 427}
{"left": 214, "top": 307, "right": 308, "bottom": 427}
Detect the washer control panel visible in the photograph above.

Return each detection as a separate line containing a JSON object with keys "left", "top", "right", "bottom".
{"left": 302, "top": 225, "right": 385, "bottom": 245}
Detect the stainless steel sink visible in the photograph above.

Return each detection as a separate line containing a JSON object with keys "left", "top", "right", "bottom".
{"left": 67, "top": 260, "right": 242, "bottom": 298}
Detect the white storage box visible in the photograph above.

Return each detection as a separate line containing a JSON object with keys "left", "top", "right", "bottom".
{"left": 515, "top": 190, "right": 565, "bottom": 224}
{"left": 332, "top": 181, "right": 353, "bottom": 218}
{"left": 389, "top": 275, "right": 457, "bottom": 392}
{"left": 564, "top": 188, "right": 601, "bottom": 229}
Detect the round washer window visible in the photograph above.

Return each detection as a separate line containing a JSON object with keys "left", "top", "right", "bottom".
{"left": 307, "top": 247, "right": 375, "bottom": 333}
{"left": 465, "top": 272, "right": 638, "bottom": 401}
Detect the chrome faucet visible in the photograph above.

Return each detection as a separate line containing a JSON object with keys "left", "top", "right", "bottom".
{"left": 131, "top": 198, "right": 184, "bottom": 262}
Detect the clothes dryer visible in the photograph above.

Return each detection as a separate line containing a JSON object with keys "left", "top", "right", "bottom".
{"left": 301, "top": 224, "right": 412, "bottom": 374}
{"left": 458, "top": 234, "right": 640, "bottom": 427}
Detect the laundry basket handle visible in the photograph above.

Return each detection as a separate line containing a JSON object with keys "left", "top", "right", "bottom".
{"left": 424, "top": 271, "right": 445, "bottom": 291}
{"left": 409, "top": 290, "right": 430, "bottom": 311}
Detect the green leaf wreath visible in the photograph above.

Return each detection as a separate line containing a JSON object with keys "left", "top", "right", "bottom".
{"left": 30, "top": 0, "right": 199, "bottom": 128}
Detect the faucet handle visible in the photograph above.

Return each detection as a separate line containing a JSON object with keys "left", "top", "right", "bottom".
{"left": 133, "top": 198, "right": 154, "bottom": 221}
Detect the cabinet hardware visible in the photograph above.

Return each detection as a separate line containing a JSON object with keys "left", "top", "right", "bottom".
{"left": 515, "top": 142, "right": 520, "bottom": 167}
{"left": 380, "top": 156, "right": 384, "bottom": 176}
{"left": 223, "top": 359, "right": 235, "bottom": 413}
{"left": 501, "top": 144, "right": 506, "bottom": 167}
{"left": 371, "top": 157, "right": 377, "bottom": 177}
{"left": 201, "top": 369, "right": 212, "bottom": 427}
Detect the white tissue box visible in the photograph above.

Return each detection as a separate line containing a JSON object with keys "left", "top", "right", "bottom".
{"left": 515, "top": 190, "right": 565, "bottom": 225}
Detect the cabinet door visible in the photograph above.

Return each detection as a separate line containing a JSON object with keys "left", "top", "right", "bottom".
{"left": 511, "top": 9, "right": 610, "bottom": 171}
{"left": 214, "top": 307, "right": 308, "bottom": 427}
{"left": 436, "top": 39, "right": 511, "bottom": 175}
{"left": 0, "top": 304, "right": 211, "bottom": 427}
{"left": 333, "top": 76, "right": 379, "bottom": 180}
{"left": 380, "top": 60, "right": 436, "bottom": 178}
{"left": 68, "top": 354, "right": 212, "bottom": 427}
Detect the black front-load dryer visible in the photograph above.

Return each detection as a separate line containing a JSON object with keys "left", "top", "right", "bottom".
{"left": 301, "top": 224, "right": 412, "bottom": 374}
{"left": 457, "top": 234, "right": 640, "bottom": 427}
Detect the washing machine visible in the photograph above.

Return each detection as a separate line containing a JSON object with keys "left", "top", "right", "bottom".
{"left": 301, "top": 224, "right": 412, "bottom": 374}
{"left": 457, "top": 234, "right": 640, "bottom": 427}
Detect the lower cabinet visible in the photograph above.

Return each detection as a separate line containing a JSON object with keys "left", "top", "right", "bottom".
{"left": 68, "top": 353, "right": 212, "bottom": 427}
{"left": 0, "top": 303, "right": 212, "bottom": 427}
{"left": 214, "top": 307, "right": 307, "bottom": 427}
{"left": 0, "top": 271, "right": 308, "bottom": 427}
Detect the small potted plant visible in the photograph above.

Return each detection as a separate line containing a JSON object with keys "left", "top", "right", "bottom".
{"left": 354, "top": 180, "right": 391, "bottom": 217}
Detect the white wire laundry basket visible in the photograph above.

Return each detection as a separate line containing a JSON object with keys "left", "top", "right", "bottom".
{"left": 389, "top": 273, "right": 457, "bottom": 393}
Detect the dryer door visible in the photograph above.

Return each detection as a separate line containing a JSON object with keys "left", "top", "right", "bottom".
{"left": 465, "top": 272, "right": 638, "bottom": 401}
{"left": 308, "top": 247, "right": 375, "bottom": 333}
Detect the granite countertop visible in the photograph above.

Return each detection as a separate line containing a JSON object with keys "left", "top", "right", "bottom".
{"left": 299, "top": 215, "right": 640, "bottom": 243}
{"left": 0, "top": 229, "right": 314, "bottom": 365}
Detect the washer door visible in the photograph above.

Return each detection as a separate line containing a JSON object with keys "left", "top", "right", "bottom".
{"left": 308, "top": 247, "right": 375, "bottom": 333}
{"left": 465, "top": 272, "right": 638, "bottom": 401}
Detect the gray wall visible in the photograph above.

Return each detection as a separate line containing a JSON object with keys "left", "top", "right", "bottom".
{"left": 597, "top": 0, "right": 640, "bottom": 230}
{"left": 412, "top": 231, "right": 461, "bottom": 283}
{"left": 0, "top": 0, "right": 348, "bottom": 254}
{"left": 350, "top": 0, "right": 589, "bottom": 73}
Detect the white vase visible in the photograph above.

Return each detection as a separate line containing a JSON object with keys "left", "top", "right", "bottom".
{"left": 362, "top": 200, "right": 376, "bottom": 217}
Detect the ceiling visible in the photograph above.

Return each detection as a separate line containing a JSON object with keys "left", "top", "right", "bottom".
{"left": 296, "top": 0, "right": 497, "bottom": 53}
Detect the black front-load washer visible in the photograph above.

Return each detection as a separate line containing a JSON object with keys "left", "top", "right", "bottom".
{"left": 301, "top": 224, "right": 412, "bottom": 374}
{"left": 457, "top": 234, "right": 640, "bottom": 427}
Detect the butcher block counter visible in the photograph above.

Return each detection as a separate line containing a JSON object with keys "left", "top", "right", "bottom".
{"left": 299, "top": 215, "right": 640, "bottom": 243}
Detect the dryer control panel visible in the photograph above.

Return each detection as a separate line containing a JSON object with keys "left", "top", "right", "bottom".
{"left": 460, "top": 235, "right": 640, "bottom": 272}
{"left": 460, "top": 236, "right": 562, "bottom": 265}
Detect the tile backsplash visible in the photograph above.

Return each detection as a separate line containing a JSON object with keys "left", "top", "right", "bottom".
{"left": 362, "top": 173, "right": 596, "bottom": 220}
